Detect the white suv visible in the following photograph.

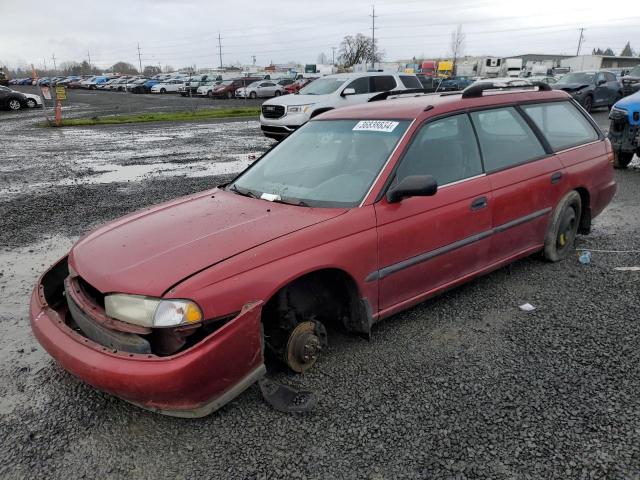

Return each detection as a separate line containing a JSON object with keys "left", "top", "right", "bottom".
{"left": 260, "top": 71, "right": 422, "bottom": 140}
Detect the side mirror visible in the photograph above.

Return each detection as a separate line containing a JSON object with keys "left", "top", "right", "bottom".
{"left": 342, "top": 87, "right": 356, "bottom": 96}
{"left": 387, "top": 175, "right": 438, "bottom": 203}
{"left": 597, "top": 79, "right": 606, "bottom": 86}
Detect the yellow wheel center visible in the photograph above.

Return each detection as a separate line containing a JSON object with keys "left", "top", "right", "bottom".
{"left": 559, "top": 233, "right": 566, "bottom": 246}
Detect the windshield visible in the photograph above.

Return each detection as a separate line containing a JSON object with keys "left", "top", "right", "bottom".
{"left": 557, "top": 72, "right": 595, "bottom": 85}
{"left": 629, "top": 66, "right": 640, "bottom": 77}
{"left": 299, "top": 77, "right": 347, "bottom": 95}
{"left": 229, "top": 119, "right": 410, "bottom": 207}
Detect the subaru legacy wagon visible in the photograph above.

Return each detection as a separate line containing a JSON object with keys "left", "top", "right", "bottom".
{"left": 31, "top": 83, "right": 615, "bottom": 417}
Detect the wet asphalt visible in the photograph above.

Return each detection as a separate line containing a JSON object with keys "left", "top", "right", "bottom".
{"left": 0, "top": 92, "right": 639, "bottom": 479}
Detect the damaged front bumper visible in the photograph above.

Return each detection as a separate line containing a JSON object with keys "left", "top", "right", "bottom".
{"left": 609, "top": 107, "right": 640, "bottom": 154}
{"left": 30, "top": 256, "right": 266, "bottom": 418}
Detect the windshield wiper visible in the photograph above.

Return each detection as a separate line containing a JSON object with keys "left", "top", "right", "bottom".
{"left": 273, "top": 197, "right": 311, "bottom": 207}
{"left": 228, "top": 184, "right": 258, "bottom": 199}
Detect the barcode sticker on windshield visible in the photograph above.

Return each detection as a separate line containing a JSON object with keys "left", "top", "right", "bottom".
{"left": 353, "top": 120, "right": 399, "bottom": 133}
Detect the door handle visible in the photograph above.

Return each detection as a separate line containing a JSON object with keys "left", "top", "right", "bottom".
{"left": 551, "top": 172, "right": 563, "bottom": 184}
{"left": 470, "top": 196, "right": 488, "bottom": 211}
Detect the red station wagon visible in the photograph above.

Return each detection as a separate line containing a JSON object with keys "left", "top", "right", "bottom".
{"left": 30, "top": 83, "right": 616, "bottom": 417}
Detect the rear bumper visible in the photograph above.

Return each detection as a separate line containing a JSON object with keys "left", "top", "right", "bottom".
{"left": 592, "top": 179, "right": 617, "bottom": 219}
{"left": 30, "top": 258, "right": 265, "bottom": 417}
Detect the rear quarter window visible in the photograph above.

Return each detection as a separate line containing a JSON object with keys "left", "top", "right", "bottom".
{"left": 370, "top": 76, "right": 397, "bottom": 92}
{"left": 521, "top": 101, "right": 599, "bottom": 151}
{"left": 470, "top": 107, "right": 546, "bottom": 172}
{"left": 399, "top": 75, "right": 422, "bottom": 89}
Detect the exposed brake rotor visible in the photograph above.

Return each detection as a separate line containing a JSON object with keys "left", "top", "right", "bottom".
{"left": 285, "top": 321, "right": 325, "bottom": 373}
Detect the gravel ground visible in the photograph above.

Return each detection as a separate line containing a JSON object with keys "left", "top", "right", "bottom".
{"left": 1, "top": 104, "right": 639, "bottom": 480}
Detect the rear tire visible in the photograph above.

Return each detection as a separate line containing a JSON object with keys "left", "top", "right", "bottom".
{"left": 26, "top": 98, "right": 37, "bottom": 108}
{"left": 613, "top": 150, "right": 634, "bottom": 169}
{"left": 249, "top": 91, "right": 257, "bottom": 99}
{"left": 582, "top": 95, "right": 593, "bottom": 112}
{"left": 274, "top": 90, "right": 281, "bottom": 97}
{"left": 544, "top": 191, "right": 582, "bottom": 262}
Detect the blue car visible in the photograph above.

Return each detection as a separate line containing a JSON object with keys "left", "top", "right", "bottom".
{"left": 608, "top": 90, "right": 640, "bottom": 168}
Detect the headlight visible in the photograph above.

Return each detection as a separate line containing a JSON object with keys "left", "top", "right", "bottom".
{"left": 105, "top": 294, "right": 203, "bottom": 328}
{"left": 287, "top": 104, "right": 313, "bottom": 113}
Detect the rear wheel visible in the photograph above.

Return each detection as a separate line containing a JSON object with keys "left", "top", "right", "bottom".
{"left": 249, "top": 91, "right": 257, "bottom": 99}
{"left": 26, "top": 98, "right": 37, "bottom": 108}
{"left": 582, "top": 95, "right": 593, "bottom": 112}
{"left": 614, "top": 150, "right": 634, "bottom": 169}
{"left": 544, "top": 191, "right": 582, "bottom": 262}
{"left": 274, "top": 90, "right": 281, "bottom": 97}
{"left": 7, "top": 99, "right": 21, "bottom": 110}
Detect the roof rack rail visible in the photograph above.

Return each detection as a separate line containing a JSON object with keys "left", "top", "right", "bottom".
{"left": 368, "top": 88, "right": 431, "bottom": 102}
{"left": 461, "top": 81, "right": 551, "bottom": 99}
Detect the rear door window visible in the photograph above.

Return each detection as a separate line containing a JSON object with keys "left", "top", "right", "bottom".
{"left": 399, "top": 75, "right": 422, "bottom": 89}
{"left": 395, "top": 114, "right": 483, "bottom": 186}
{"left": 470, "top": 107, "right": 546, "bottom": 172}
{"left": 370, "top": 76, "right": 397, "bottom": 92}
{"left": 521, "top": 101, "right": 599, "bottom": 151}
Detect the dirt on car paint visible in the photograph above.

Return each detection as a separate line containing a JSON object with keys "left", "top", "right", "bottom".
{"left": 2, "top": 102, "right": 640, "bottom": 479}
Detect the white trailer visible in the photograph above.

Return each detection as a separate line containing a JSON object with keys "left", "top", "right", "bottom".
{"left": 478, "top": 57, "right": 502, "bottom": 78}
{"left": 503, "top": 58, "right": 523, "bottom": 77}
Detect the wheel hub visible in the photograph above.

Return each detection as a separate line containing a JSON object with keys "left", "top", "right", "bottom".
{"left": 285, "top": 321, "right": 322, "bottom": 373}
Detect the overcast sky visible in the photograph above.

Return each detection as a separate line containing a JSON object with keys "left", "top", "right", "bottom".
{"left": 1, "top": 0, "right": 639, "bottom": 71}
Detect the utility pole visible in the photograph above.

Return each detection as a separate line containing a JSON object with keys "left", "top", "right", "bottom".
{"left": 370, "top": 5, "right": 378, "bottom": 70}
{"left": 217, "top": 32, "right": 223, "bottom": 69}
{"left": 137, "top": 43, "right": 143, "bottom": 74}
{"left": 331, "top": 46, "right": 336, "bottom": 72}
{"left": 252, "top": 55, "right": 256, "bottom": 66}
{"left": 43, "top": 58, "right": 47, "bottom": 72}
{"left": 576, "top": 28, "right": 585, "bottom": 56}
{"left": 51, "top": 53, "right": 57, "bottom": 73}
{"left": 87, "top": 51, "right": 92, "bottom": 73}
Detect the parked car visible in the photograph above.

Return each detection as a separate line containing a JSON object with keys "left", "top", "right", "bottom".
{"left": 0, "top": 85, "right": 27, "bottom": 110}
{"left": 80, "top": 76, "right": 109, "bottom": 89}
{"left": 284, "top": 77, "right": 316, "bottom": 94}
{"left": 179, "top": 74, "right": 215, "bottom": 96}
{"left": 620, "top": 65, "right": 640, "bottom": 97}
{"left": 21, "top": 92, "right": 43, "bottom": 108}
{"left": 260, "top": 71, "right": 421, "bottom": 139}
{"left": 210, "top": 77, "right": 263, "bottom": 99}
{"left": 196, "top": 80, "right": 223, "bottom": 97}
{"left": 552, "top": 71, "right": 622, "bottom": 112}
{"left": 235, "top": 80, "right": 285, "bottom": 98}
{"left": 150, "top": 78, "right": 185, "bottom": 94}
{"left": 30, "top": 83, "right": 616, "bottom": 417}
{"left": 57, "top": 76, "right": 81, "bottom": 86}
{"left": 437, "top": 76, "right": 474, "bottom": 91}
{"left": 124, "top": 78, "right": 148, "bottom": 92}
{"left": 608, "top": 90, "right": 640, "bottom": 168}
{"left": 527, "top": 75, "right": 557, "bottom": 85}
{"left": 416, "top": 74, "right": 442, "bottom": 92}
{"left": 99, "top": 78, "right": 120, "bottom": 90}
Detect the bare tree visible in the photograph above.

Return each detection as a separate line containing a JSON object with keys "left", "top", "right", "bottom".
{"left": 110, "top": 62, "right": 138, "bottom": 75}
{"left": 338, "top": 33, "right": 384, "bottom": 68}
{"left": 449, "top": 25, "right": 465, "bottom": 76}
{"left": 317, "top": 52, "right": 328, "bottom": 64}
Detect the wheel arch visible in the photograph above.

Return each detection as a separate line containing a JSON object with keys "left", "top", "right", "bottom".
{"left": 262, "top": 267, "right": 372, "bottom": 337}
{"left": 574, "top": 186, "right": 591, "bottom": 234}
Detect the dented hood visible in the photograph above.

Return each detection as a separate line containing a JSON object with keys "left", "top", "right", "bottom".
{"left": 69, "top": 189, "right": 346, "bottom": 296}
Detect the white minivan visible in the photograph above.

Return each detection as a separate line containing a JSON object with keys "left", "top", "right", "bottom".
{"left": 259, "top": 71, "right": 422, "bottom": 140}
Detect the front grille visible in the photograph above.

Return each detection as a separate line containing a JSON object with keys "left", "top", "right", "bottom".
{"left": 262, "top": 104, "right": 285, "bottom": 119}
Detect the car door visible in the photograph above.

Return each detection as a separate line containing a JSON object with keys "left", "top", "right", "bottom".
{"left": 374, "top": 113, "right": 492, "bottom": 311}
{"left": 260, "top": 82, "right": 276, "bottom": 97}
{"left": 606, "top": 72, "right": 620, "bottom": 103}
{"left": 593, "top": 72, "right": 610, "bottom": 106}
{"left": 340, "top": 77, "right": 371, "bottom": 106}
{"left": 469, "top": 106, "right": 562, "bottom": 263}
